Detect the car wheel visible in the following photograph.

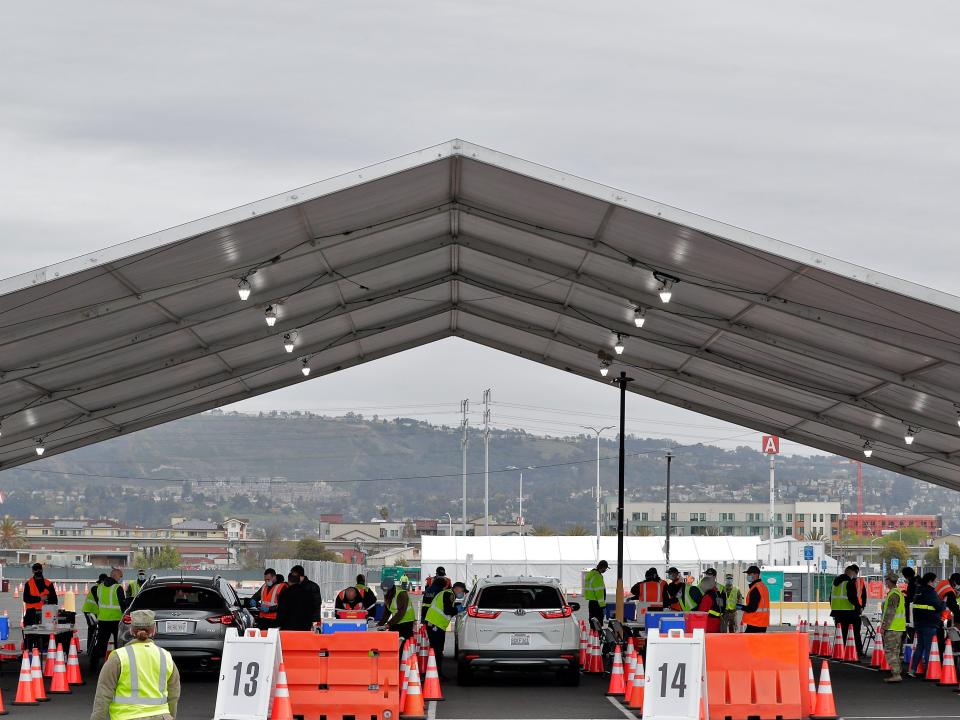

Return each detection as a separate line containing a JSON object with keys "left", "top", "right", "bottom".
{"left": 457, "top": 660, "right": 473, "bottom": 686}
{"left": 560, "top": 663, "right": 581, "bottom": 687}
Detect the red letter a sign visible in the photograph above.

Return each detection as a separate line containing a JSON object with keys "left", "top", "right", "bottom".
{"left": 762, "top": 435, "right": 780, "bottom": 454}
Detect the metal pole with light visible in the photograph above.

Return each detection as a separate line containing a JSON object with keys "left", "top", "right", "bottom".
{"left": 506, "top": 466, "right": 532, "bottom": 536}
{"left": 444, "top": 512, "right": 453, "bottom": 537}
{"left": 483, "top": 389, "right": 491, "bottom": 536}
{"left": 461, "top": 400, "right": 469, "bottom": 536}
{"left": 615, "top": 371, "right": 632, "bottom": 623}
{"left": 584, "top": 425, "right": 615, "bottom": 559}
{"left": 665, "top": 450, "right": 673, "bottom": 569}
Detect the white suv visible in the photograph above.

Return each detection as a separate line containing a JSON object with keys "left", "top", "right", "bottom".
{"left": 454, "top": 576, "right": 581, "bottom": 686}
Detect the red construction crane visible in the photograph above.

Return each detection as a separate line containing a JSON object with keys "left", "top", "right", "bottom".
{"left": 833, "top": 457, "right": 863, "bottom": 534}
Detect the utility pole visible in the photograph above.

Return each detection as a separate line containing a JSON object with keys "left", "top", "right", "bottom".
{"left": 461, "top": 399, "right": 469, "bottom": 536}
{"left": 584, "top": 425, "right": 615, "bottom": 560}
{"left": 615, "top": 371, "right": 632, "bottom": 622}
{"left": 665, "top": 450, "right": 673, "bottom": 569}
{"left": 769, "top": 452, "right": 776, "bottom": 565}
{"left": 483, "top": 389, "right": 491, "bottom": 537}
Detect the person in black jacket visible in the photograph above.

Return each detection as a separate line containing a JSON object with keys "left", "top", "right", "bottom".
{"left": 909, "top": 572, "right": 945, "bottom": 677}
{"left": 830, "top": 566, "right": 863, "bottom": 657}
{"left": 902, "top": 566, "right": 918, "bottom": 643}
{"left": 355, "top": 574, "right": 377, "bottom": 611}
{"left": 288, "top": 565, "right": 323, "bottom": 624}
{"left": 278, "top": 573, "right": 316, "bottom": 631}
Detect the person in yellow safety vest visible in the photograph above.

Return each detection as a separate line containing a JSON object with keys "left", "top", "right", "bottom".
{"left": 721, "top": 573, "right": 743, "bottom": 633}
{"left": 830, "top": 565, "right": 863, "bottom": 659}
{"left": 126, "top": 570, "right": 146, "bottom": 599}
{"left": 678, "top": 580, "right": 703, "bottom": 612}
{"left": 91, "top": 567, "right": 127, "bottom": 673}
{"left": 377, "top": 578, "right": 416, "bottom": 645}
{"left": 850, "top": 564, "right": 868, "bottom": 659}
{"left": 740, "top": 565, "right": 770, "bottom": 633}
{"left": 424, "top": 581, "right": 467, "bottom": 678}
{"left": 252, "top": 568, "right": 287, "bottom": 630}
{"left": 879, "top": 571, "right": 907, "bottom": 683}
{"left": 90, "top": 609, "right": 181, "bottom": 720}
{"left": 583, "top": 560, "right": 608, "bottom": 627}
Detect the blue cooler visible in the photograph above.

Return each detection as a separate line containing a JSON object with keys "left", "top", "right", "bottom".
{"left": 321, "top": 619, "right": 367, "bottom": 634}
{"left": 0, "top": 616, "right": 8, "bottom": 641}
{"left": 645, "top": 611, "right": 685, "bottom": 633}
{"left": 603, "top": 602, "right": 637, "bottom": 621}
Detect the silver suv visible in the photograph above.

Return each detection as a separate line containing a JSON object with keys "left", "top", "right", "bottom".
{"left": 454, "top": 576, "right": 581, "bottom": 686}
{"left": 119, "top": 575, "right": 255, "bottom": 672}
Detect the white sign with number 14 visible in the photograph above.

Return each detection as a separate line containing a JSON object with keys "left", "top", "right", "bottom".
{"left": 214, "top": 628, "right": 283, "bottom": 720}
{"left": 642, "top": 628, "right": 708, "bottom": 720}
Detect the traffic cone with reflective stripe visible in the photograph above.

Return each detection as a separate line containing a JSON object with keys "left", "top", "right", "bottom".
{"left": 49, "top": 645, "right": 70, "bottom": 694}
{"left": 43, "top": 634, "right": 56, "bottom": 677}
{"left": 831, "top": 626, "right": 845, "bottom": 660}
{"left": 606, "top": 645, "right": 626, "bottom": 696}
{"left": 818, "top": 624, "right": 830, "bottom": 656}
{"left": 627, "top": 656, "right": 645, "bottom": 716}
{"left": 12, "top": 586, "right": 18, "bottom": 600}
{"left": 418, "top": 633, "right": 428, "bottom": 676}
{"left": 270, "top": 663, "right": 294, "bottom": 720}
{"left": 591, "top": 631, "right": 604, "bottom": 673}
{"left": 843, "top": 626, "right": 857, "bottom": 662}
{"left": 623, "top": 642, "right": 636, "bottom": 704}
{"left": 30, "top": 649, "right": 48, "bottom": 702}
{"left": 879, "top": 641, "right": 890, "bottom": 671}
{"left": 423, "top": 648, "right": 443, "bottom": 701}
{"left": 400, "top": 654, "right": 410, "bottom": 709}
{"left": 13, "top": 652, "right": 35, "bottom": 706}
{"left": 870, "top": 633, "right": 883, "bottom": 667}
{"left": 811, "top": 660, "right": 839, "bottom": 720}
{"left": 807, "top": 660, "right": 817, "bottom": 712}
{"left": 925, "top": 639, "right": 942, "bottom": 681}
{"left": 579, "top": 627, "right": 587, "bottom": 668}
{"left": 584, "top": 630, "right": 596, "bottom": 673}
{"left": 939, "top": 640, "right": 958, "bottom": 686}
{"left": 809, "top": 622, "right": 818, "bottom": 653}
{"left": 401, "top": 654, "right": 427, "bottom": 720}
{"left": 66, "top": 640, "right": 83, "bottom": 685}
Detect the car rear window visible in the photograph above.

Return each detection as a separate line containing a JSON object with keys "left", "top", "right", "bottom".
{"left": 477, "top": 585, "right": 564, "bottom": 609}
{"left": 133, "top": 586, "right": 226, "bottom": 611}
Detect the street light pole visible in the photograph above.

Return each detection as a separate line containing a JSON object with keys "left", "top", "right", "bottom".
{"left": 584, "top": 425, "right": 615, "bottom": 559}
{"left": 615, "top": 371, "right": 632, "bottom": 623}
{"left": 483, "top": 389, "right": 491, "bottom": 536}
{"left": 665, "top": 450, "right": 673, "bottom": 569}
{"left": 444, "top": 512, "right": 453, "bottom": 537}
{"left": 505, "top": 466, "right": 532, "bottom": 536}
{"left": 460, "top": 400, "right": 469, "bottom": 537}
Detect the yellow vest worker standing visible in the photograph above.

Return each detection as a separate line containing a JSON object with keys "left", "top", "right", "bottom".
{"left": 879, "top": 571, "right": 907, "bottom": 683}
{"left": 91, "top": 567, "right": 127, "bottom": 673}
{"left": 424, "top": 581, "right": 467, "bottom": 678}
{"left": 741, "top": 565, "right": 770, "bottom": 633}
{"left": 90, "top": 609, "right": 181, "bottom": 720}
{"left": 583, "top": 561, "right": 609, "bottom": 627}
{"left": 721, "top": 574, "right": 744, "bottom": 633}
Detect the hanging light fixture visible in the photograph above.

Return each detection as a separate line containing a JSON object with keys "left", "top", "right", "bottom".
{"left": 35, "top": 437, "right": 45, "bottom": 456}
{"left": 614, "top": 334, "right": 625, "bottom": 355}
{"left": 264, "top": 305, "right": 277, "bottom": 327}
{"left": 600, "top": 359, "right": 611, "bottom": 377}
{"left": 633, "top": 307, "right": 646, "bottom": 328}
{"left": 658, "top": 278, "right": 674, "bottom": 304}
{"left": 862, "top": 440, "right": 873, "bottom": 458}
{"left": 282, "top": 331, "right": 298, "bottom": 353}
{"left": 301, "top": 358, "right": 311, "bottom": 376}
{"left": 955, "top": 406, "right": 960, "bottom": 428}
{"left": 904, "top": 426, "right": 916, "bottom": 445}
{"left": 237, "top": 278, "right": 252, "bottom": 301}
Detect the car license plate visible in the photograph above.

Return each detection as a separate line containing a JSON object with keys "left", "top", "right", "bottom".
{"left": 165, "top": 621, "right": 189, "bottom": 634}
{"left": 510, "top": 633, "right": 530, "bottom": 646}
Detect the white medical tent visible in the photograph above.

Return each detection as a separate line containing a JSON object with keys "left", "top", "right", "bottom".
{"left": 421, "top": 535, "right": 764, "bottom": 593}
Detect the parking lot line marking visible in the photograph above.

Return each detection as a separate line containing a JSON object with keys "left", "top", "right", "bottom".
{"left": 428, "top": 700, "right": 437, "bottom": 720}
{"left": 606, "top": 695, "right": 636, "bottom": 720}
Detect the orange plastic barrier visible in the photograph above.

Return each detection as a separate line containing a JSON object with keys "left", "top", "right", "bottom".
{"left": 280, "top": 631, "right": 400, "bottom": 720}
{"left": 705, "top": 633, "right": 810, "bottom": 720}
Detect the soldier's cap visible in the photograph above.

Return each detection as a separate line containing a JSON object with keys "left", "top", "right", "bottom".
{"left": 130, "top": 609, "right": 156, "bottom": 628}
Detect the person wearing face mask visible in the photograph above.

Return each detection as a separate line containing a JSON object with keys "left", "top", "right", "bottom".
{"left": 23, "top": 562, "right": 58, "bottom": 627}
{"left": 252, "top": 568, "right": 287, "bottom": 630}
{"left": 830, "top": 565, "right": 863, "bottom": 657}
{"left": 277, "top": 571, "right": 315, "bottom": 631}
{"left": 740, "top": 565, "right": 770, "bottom": 633}
{"left": 377, "top": 579, "right": 416, "bottom": 644}
{"left": 664, "top": 567, "right": 684, "bottom": 611}
{"left": 90, "top": 567, "right": 127, "bottom": 672}
{"left": 721, "top": 574, "right": 743, "bottom": 633}
{"left": 127, "top": 570, "right": 147, "bottom": 599}
{"left": 424, "top": 581, "right": 467, "bottom": 678}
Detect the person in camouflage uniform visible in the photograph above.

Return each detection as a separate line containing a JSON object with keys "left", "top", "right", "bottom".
{"left": 880, "top": 570, "right": 907, "bottom": 683}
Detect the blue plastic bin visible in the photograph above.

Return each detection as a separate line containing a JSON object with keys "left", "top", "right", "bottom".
{"left": 321, "top": 620, "right": 367, "bottom": 634}
{"left": 603, "top": 602, "right": 637, "bottom": 621}
{"left": 644, "top": 611, "right": 685, "bottom": 633}
{"left": 0, "top": 617, "right": 8, "bottom": 641}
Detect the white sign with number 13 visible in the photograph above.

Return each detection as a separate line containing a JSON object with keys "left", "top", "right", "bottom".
{"left": 642, "top": 628, "right": 708, "bottom": 720}
{"left": 214, "top": 628, "right": 283, "bottom": 720}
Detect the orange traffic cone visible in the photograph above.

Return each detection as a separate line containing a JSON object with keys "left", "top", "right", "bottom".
{"left": 627, "top": 656, "right": 645, "bottom": 716}
{"left": 270, "top": 663, "right": 294, "bottom": 720}
{"left": 0, "top": 683, "right": 7, "bottom": 715}
{"left": 821, "top": 624, "right": 833, "bottom": 656}
{"left": 13, "top": 652, "right": 36, "bottom": 706}
{"left": 401, "top": 653, "right": 427, "bottom": 720}
{"left": 66, "top": 640, "right": 83, "bottom": 685}
{"left": 417, "top": 635, "right": 428, "bottom": 676}
{"left": 12, "top": 586, "right": 18, "bottom": 600}
{"left": 832, "top": 626, "right": 845, "bottom": 660}
{"left": 809, "top": 622, "right": 818, "bottom": 653}
{"left": 30, "top": 648, "right": 48, "bottom": 702}
{"left": 623, "top": 643, "right": 636, "bottom": 704}
{"left": 579, "top": 627, "right": 588, "bottom": 668}
{"left": 43, "top": 634, "right": 56, "bottom": 677}
{"left": 606, "top": 645, "right": 626, "bottom": 696}
{"left": 422, "top": 648, "right": 443, "bottom": 701}
{"left": 878, "top": 642, "right": 890, "bottom": 671}
{"left": 585, "top": 631, "right": 596, "bottom": 673}
{"left": 811, "top": 660, "right": 838, "bottom": 720}
{"left": 807, "top": 660, "right": 817, "bottom": 712}
{"left": 843, "top": 626, "right": 857, "bottom": 662}
{"left": 870, "top": 633, "right": 883, "bottom": 667}
{"left": 591, "top": 631, "right": 604, "bottom": 673}
{"left": 940, "top": 641, "right": 958, "bottom": 686}
{"left": 400, "top": 654, "right": 410, "bottom": 709}
{"left": 49, "top": 645, "right": 70, "bottom": 694}
{"left": 925, "top": 639, "right": 942, "bottom": 682}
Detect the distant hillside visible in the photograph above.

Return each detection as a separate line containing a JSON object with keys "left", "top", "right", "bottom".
{"left": 1, "top": 411, "right": 956, "bottom": 534}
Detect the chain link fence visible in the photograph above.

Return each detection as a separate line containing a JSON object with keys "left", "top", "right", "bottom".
{"left": 266, "top": 558, "right": 364, "bottom": 602}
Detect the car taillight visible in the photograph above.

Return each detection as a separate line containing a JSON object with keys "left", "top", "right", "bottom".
{"left": 207, "top": 614, "right": 235, "bottom": 625}
{"left": 539, "top": 606, "right": 573, "bottom": 619}
{"left": 466, "top": 606, "right": 501, "bottom": 619}
{"left": 121, "top": 614, "right": 132, "bottom": 625}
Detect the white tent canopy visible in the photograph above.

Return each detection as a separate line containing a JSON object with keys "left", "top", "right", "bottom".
{"left": 421, "top": 535, "right": 765, "bottom": 593}
{"left": 3, "top": 140, "right": 960, "bottom": 491}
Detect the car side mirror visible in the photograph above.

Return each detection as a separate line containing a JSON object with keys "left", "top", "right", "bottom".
{"left": 569, "top": 602, "right": 580, "bottom": 612}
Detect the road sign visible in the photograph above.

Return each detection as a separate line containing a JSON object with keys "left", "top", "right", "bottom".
{"left": 891, "top": 557, "right": 900, "bottom": 570}
{"left": 907, "top": 558, "right": 916, "bottom": 567}
{"left": 882, "top": 561, "right": 887, "bottom": 574}
{"left": 643, "top": 628, "right": 708, "bottom": 720}
{"left": 820, "top": 560, "right": 828, "bottom": 571}
{"left": 761, "top": 435, "right": 780, "bottom": 454}
{"left": 940, "top": 543, "right": 950, "bottom": 561}
{"left": 214, "top": 628, "right": 282, "bottom": 720}
{"left": 803, "top": 545, "right": 814, "bottom": 561}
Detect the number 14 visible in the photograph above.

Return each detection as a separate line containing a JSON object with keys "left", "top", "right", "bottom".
{"left": 658, "top": 662, "right": 687, "bottom": 698}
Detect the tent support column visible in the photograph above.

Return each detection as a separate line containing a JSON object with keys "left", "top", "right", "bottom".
{"left": 615, "top": 371, "right": 632, "bottom": 622}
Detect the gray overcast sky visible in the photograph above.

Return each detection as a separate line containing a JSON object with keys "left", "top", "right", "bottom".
{"left": 3, "top": 2, "right": 958, "bottom": 453}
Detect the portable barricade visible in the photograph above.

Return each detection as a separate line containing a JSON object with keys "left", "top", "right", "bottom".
{"left": 705, "top": 632, "right": 810, "bottom": 720}
{"left": 280, "top": 630, "right": 400, "bottom": 720}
